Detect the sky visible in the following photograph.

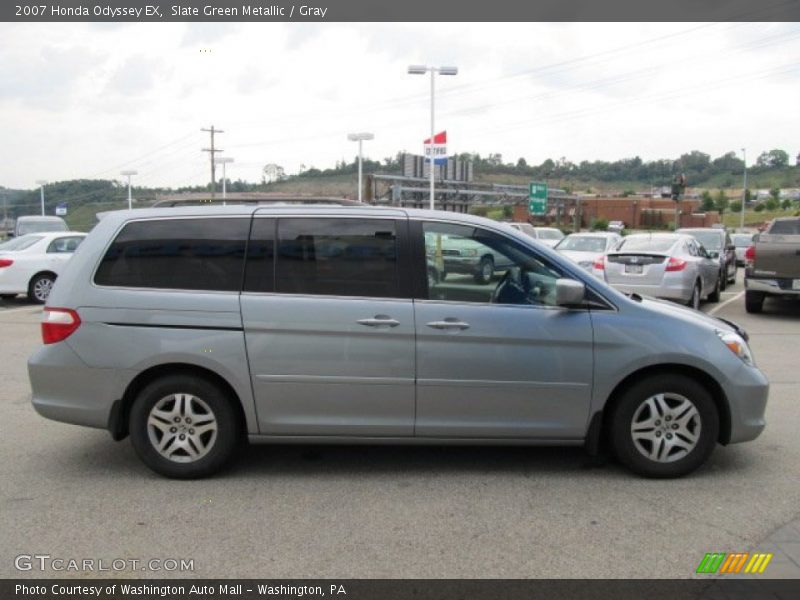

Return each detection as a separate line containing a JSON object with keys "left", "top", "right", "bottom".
{"left": 0, "top": 21, "right": 799, "bottom": 190}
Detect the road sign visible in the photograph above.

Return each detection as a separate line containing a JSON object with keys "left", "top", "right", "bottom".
{"left": 423, "top": 130, "right": 448, "bottom": 165}
{"left": 55, "top": 203, "right": 67, "bottom": 216}
{"left": 529, "top": 182, "right": 547, "bottom": 215}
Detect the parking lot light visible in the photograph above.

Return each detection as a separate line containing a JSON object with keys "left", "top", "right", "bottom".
{"left": 35, "top": 180, "right": 47, "bottom": 216}
{"left": 347, "top": 133, "right": 374, "bottom": 203}
{"left": 120, "top": 170, "right": 137, "bottom": 210}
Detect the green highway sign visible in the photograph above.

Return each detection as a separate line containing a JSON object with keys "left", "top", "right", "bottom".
{"left": 529, "top": 182, "right": 548, "bottom": 215}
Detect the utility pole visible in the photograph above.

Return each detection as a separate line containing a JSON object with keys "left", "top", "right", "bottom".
{"left": 740, "top": 148, "right": 747, "bottom": 231}
{"left": 202, "top": 125, "right": 224, "bottom": 201}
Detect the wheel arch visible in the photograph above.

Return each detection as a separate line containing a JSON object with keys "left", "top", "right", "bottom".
{"left": 29, "top": 270, "right": 58, "bottom": 287}
{"left": 600, "top": 363, "right": 732, "bottom": 447}
{"left": 110, "top": 363, "right": 246, "bottom": 441}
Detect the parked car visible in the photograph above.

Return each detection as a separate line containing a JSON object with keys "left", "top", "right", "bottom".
{"left": 508, "top": 223, "right": 565, "bottom": 247}
{"left": 608, "top": 221, "right": 625, "bottom": 234}
{"left": 744, "top": 217, "right": 800, "bottom": 313}
{"left": 732, "top": 232, "right": 755, "bottom": 266}
{"left": 29, "top": 207, "right": 767, "bottom": 479}
{"left": 676, "top": 228, "right": 737, "bottom": 289}
{"left": 595, "top": 233, "right": 721, "bottom": 309}
{"left": 12, "top": 216, "right": 68, "bottom": 238}
{"left": 554, "top": 232, "right": 622, "bottom": 273}
{"left": 429, "top": 232, "right": 514, "bottom": 284}
{"left": 0, "top": 232, "right": 86, "bottom": 302}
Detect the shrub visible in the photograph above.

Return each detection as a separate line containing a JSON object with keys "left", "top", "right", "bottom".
{"left": 591, "top": 218, "right": 609, "bottom": 231}
{"left": 754, "top": 203, "right": 765, "bottom": 212}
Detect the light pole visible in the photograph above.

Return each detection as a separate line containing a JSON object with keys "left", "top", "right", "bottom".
{"left": 120, "top": 170, "right": 137, "bottom": 210}
{"left": 218, "top": 157, "right": 234, "bottom": 205}
{"left": 35, "top": 180, "right": 47, "bottom": 216}
{"left": 347, "top": 133, "right": 374, "bottom": 203}
{"left": 740, "top": 148, "right": 747, "bottom": 231}
{"left": 408, "top": 64, "right": 458, "bottom": 210}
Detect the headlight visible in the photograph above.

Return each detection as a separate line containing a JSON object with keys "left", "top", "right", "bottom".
{"left": 461, "top": 249, "right": 478, "bottom": 257}
{"left": 717, "top": 331, "right": 754, "bottom": 366}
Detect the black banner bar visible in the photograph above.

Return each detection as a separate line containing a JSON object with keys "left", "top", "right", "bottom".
{"left": 3, "top": 0, "right": 800, "bottom": 22}
{"left": 4, "top": 579, "right": 800, "bottom": 600}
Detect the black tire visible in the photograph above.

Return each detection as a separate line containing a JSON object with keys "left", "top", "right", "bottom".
{"left": 719, "top": 270, "right": 727, "bottom": 291}
{"left": 686, "top": 282, "right": 701, "bottom": 310}
{"left": 27, "top": 273, "right": 56, "bottom": 304}
{"left": 745, "top": 290, "right": 765, "bottom": 314}
{"left": 609, "top": 374, "right": 719, "bottom": 478}
{"left": 0, "top": 294, "right": 16, "bottom": 300}
{"left": 474, "top": 256, "right": 494, "bottom": 284}
{"left": 129, "top": 375, "right": 240, "bottom": 479}
{"left": 707, "top": 276, "right": 721, "bottom": 303}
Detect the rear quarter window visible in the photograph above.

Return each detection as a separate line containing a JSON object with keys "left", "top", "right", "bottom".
{"left": 94, "top": 218, "right": 249, "bottom": 291}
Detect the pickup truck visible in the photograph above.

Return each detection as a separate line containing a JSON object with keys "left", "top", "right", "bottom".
{"left": 744, "top": 217, "right": 800, "bottom": 313}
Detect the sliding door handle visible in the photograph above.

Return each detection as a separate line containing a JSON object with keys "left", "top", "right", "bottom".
{"left": 426, "top": 319, "right": 470, "bottom": 331}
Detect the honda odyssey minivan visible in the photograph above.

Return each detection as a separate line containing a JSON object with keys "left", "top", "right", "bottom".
{"left": 28, "top": 206, "right": 768, "bottom": 479}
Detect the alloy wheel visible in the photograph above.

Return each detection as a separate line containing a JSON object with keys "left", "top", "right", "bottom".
{"left": 630, "top": 393, "right": 701, "bottom": 463}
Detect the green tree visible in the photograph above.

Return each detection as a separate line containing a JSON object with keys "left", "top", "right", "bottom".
{"left": 700, "top": 190, "right": 714, "bottom": 212}
{"left": 714, "top": 190, "right": 729, "bottom": 216}
{"left": 781, "top": 198, "right": 792, "bottom": 210}
{"left": 729, "top": 200, "right": 742, "bottom": 213}
{"left": 765, "top": 196, "right": 780, "bottom": 211}
{"left": 756, "top": 149, "right": 789, "bottom": 168}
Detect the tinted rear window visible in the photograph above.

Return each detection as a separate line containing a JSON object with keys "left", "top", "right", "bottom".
{"left": 769, "top": 220, "right": 800, "bottom": 235}
{"left": 94, "top": 218, "right": 249, "bottom": 291}
{"left": 275, "top": 218, "right": 399, "bottom": 298}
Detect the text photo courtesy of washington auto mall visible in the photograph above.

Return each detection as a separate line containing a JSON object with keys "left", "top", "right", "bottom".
{"left": 1, "top": 1, "right": 800, "bottom": 599}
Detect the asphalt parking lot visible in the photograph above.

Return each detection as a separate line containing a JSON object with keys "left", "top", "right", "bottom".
{"left": 1, "top": 276, "right": 798, "bottom": 579}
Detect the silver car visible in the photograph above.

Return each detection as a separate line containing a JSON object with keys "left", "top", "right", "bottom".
{"left": 554, "top": 232, "right": 622, "bottom": 273}
{"left": 596, "top": 233, "right": 721, "bottom": 309}
{"left": 732, "top": 232, "right": 755, "bottom": 266}
{"left": 508, "top": 223, "right": 565, "bottom": 247}
{"left": 28, "top": 207, "right": 767, "bottom": 479}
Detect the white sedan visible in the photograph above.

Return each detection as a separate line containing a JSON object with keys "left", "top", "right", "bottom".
{"left": 0, "top": 232, "right": 87, "bottom": 303}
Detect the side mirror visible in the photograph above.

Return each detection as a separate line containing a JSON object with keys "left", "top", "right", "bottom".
{"left": 555, "top": 278, "right": 586, "bottom": 307}
{"left": 710, "top": 251, "right": 720, "bottom": 259}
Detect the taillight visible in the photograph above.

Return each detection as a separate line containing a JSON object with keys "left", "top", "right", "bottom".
{"left": 593, "top": 256, "right": 605, "bottom": 270}
{"left": 665, "top": 257, "right": 687, "bottom": 272}
{"left": 0, "top": 258, "right": 13, "bottom": 268}
{"left": 744, "top": 245, "right": 755, "bottom": 264}
{"left": 41, "top": 308, "right": 81, "bottom": 345}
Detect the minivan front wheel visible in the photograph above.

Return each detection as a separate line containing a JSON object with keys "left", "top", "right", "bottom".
{"left": 609, "top": 374, "right": 718, "bottom": 478}
{"left": 129, "top": 375, "right": 239, "bottom": 478}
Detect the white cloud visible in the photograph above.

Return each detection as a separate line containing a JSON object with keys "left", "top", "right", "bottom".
{"left": 0, "top": 21, "right": 798, "bottom": 190}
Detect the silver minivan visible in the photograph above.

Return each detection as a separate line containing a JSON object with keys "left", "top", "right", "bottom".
{"left": 28, "top": 206, "right": 768, "bottom": 479}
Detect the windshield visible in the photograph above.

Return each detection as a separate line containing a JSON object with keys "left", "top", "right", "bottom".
{"left": 556, "top": 236, "right": 607, "bottom": 252}
{"left": 17, "top": 220, "right": 68, "bottom": 235}
{"left": 682, "top": 230, "right": 722, "bottom": 250}
{"left": 616, "top": 236, "right": 677, "bottom": 252}
{"left": 0, "top": 234, "right": 44, "bottom": 251}
{"left": 731, "top": 234, "right": 754, "bottom": 247}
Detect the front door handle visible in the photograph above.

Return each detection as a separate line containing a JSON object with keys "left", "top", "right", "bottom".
{"left": 426, "top": 319, "right": 470, "bottom": 331}
{"left": 357, "top": 315, "right": 400, "bottom": 328}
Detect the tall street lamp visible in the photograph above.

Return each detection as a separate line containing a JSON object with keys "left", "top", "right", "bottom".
{"left": 347, "top": 133, "right": 374, "bottom": 203}
{"left": 120, "top": 170, "right": 137, "bottom": 210}
{"left": 408, "top": 64, "right": 458, "bottom": 210}
{"left": 218, "top": 157, "right": 234, "bottom": 205}
{"left": 740, "top": 148, "right": 747, "bottom": 231}
{"left": 35, "top": 180, "right": 47, "bottom": 216}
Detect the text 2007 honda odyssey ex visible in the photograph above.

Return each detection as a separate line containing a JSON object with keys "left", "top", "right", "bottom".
{"left": 28, "top": 206, "right": 768, "bottom": 478}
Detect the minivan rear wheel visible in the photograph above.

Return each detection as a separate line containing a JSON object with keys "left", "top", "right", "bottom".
{"left": 609, "top": 374, "right": 718, "bottom": 478}
{"left": 129, "top": 375, "right": 239, "bottom": 478}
